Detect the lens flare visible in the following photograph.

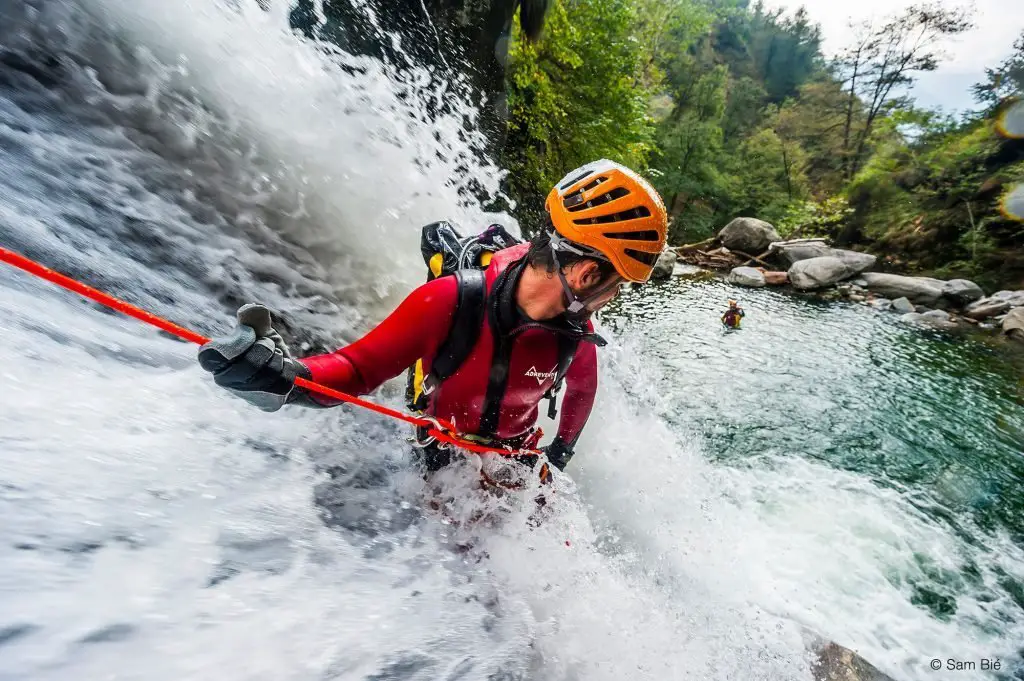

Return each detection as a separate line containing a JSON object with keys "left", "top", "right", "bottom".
{"left": 1000, "top": 183, "right": 1024, "bottom": 222}
{"left": 995, "top": 99, "right": 1024, "bottom": 139}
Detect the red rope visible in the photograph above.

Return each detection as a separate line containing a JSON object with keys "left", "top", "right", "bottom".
{"left": 0, "top": 246, "right": 539, "bottom": 458}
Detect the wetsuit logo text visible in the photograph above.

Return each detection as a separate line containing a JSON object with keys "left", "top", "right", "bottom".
{"left": 525, "top": 366, "right": 558, "bottom": 385}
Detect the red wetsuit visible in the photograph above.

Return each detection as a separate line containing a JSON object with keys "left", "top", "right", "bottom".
{"left": 298, "top": 243, "right": 599, "bottom": 447}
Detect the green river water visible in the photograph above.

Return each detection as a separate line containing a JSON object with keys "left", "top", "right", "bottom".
{"left": 599, "top": 275, "right": 1024, "bottom": 676}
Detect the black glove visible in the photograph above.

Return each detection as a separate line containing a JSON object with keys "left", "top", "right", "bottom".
{"left": 543, "top": 436, "right": 575, "bottom": 471}
{"left": 198, "top": 303, "right": 311, "bottom": 412}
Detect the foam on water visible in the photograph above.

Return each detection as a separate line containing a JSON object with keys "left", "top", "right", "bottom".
{"left": 1, "top": 1, "right": 1021, "bottom": 680}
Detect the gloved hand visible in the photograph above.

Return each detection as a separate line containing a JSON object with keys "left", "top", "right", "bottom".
{"left": 197, "top": 303, "right": 311, "bottom": 412}
{"left": 542, "top": 436, "right": 575, "bottom": 472}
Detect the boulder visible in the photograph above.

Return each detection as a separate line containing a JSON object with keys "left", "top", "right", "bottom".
{"left": 768, "top": 241, "right": 877, "bottom": 275}
{"left": 1003, "top": 307, "right": 1024, "bottom": 340}
{"left": 860, "top": 273, "right": 943, "bottom": 306}
{"left": 891, "top": 297, "right": 915, "bottom": 314}
{"left": 964, "top": 297, "right": 1011, "bottom": 320}
{"left": 941, "top": 279, "right": 984, "bottom": 306}
{"left": 812, "top": 641, "right": 897, "bottom": 681}
{"left": 788, "top": 256, "right": 852, "bottom": 290}
{"left": 770, "top": 240, "right": 832, "bottom": 266}
{"left": 992, "top": 290, "right": 1024, "bottom": 308}
{"left": 831, "top": 249, "right": 877, "bottom": 275}
{"left": 869, "top": 298, "right": 892, "bottom": 311}
{"left": 901, "top": 311, "right": 958, "bottom": 330}
{"left": 851, "top": 278, "right": 868, "bottom": 288}
{"left": 727, "top": 266, "right": 766, "bottom": 287}
{"left": 922, "top": 309, "right": 951, "bottom": 322}
{"left": 718, "top": 217, "right": 781, "bottom": 254}
{"left": 762, "top": 270, "right": 789, "bottom": 286}
{"left": 650, "top": 249, "right": 677, "bottom": 281}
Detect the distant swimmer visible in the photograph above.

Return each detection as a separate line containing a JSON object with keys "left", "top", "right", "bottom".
{"left": 721, "top": 299, "right": 745, "bottom": 329}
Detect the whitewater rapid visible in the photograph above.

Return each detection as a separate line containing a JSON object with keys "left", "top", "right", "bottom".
{"left": 1, "top": 2, "right": 1021, "bottom": 680}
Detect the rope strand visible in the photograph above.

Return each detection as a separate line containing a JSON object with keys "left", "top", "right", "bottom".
{"left": 0, "top": 246, "right": 539, "bottom": 458}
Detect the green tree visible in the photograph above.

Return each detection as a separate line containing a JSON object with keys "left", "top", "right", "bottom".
{"left": 835, "top": 2, "right": 974, "bottom": 178}
{"left": 651, "top": 66, "right": 729, "bottom": 241}
{"left": 728, "top": 127, "right": 810, "bottom": 223}
{"left": 503, "top": 0, "right": 654, "bottom": 231}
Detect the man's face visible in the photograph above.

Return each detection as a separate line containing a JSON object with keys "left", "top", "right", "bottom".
{"left": 565, "top": 261, "right": 626, "bottom": 313}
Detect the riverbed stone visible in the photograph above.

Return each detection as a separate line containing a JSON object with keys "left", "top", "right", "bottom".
{"left": 964, "top": 297, "right": 1011, "bottom": 320}
{"left": 727, "top": 266, "right": 766, "bottom": 287}
{"left": 651, "top": 249, "right": 676, "bottom": 280}
{"left": 718, "top": 217, "right": 781, "bottom": 254}
{"left": 941, "top": 279, "right": 985, "bottom": 306}
{"left": 992, "top": 290, "right": 1024, "bottom": 307}
{"left": 832, "top": 249, "right": 877, "bottom": 275}
{"left": 1002, "top": 308, "right": 1024, "bottom": 340}
{"left": 901, "top": 311, "right": 958, "bottom": 330}
{"left": 771, "top": 240, "right": 832, "bottom": 266}
{"left": 762, "top": 270, "right": 789, "bottom": 285}
{"left": 891, "top": 297, "right": 915, "bottom": 314}
{"left": 770, "top": 242, "right": 876, "bottom": 274}
{"left": 788, "top": 256, "right": 851, "bottom": 290}
{"left": 923, "top": 309, "right": 951, "bottom": 322}
{"left": 672, "top": 263, "right": 711, "bottom": 279}
{"left": 860, "top": 273, "right": 943, "bottom": 306}
{"left": 869, "top": 298, "right": 892, "bottom": 311}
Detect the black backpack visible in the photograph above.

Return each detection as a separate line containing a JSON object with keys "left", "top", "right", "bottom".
{"left": 403, "top": 221, "right": 578, "bottom": 425}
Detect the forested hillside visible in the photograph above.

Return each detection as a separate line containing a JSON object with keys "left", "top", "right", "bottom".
{"left": 502, "top": 0, "right": 1024, "bottom": 288}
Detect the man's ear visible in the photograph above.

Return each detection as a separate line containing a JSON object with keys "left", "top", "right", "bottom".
{"left": 578, "top": 260, "right": 605, "bottom": 287}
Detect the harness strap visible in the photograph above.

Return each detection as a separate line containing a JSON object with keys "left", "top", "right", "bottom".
{"left": 418, "top": 268, "right": 487, "bottom": 403}
{"left": 545, "top": 334, "right": 578, "bottom": 420}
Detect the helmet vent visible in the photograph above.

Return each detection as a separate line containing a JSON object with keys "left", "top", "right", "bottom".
{"left": 559, "top": 170, "right": 594, "bottom": 190}
{"left": 580, "top": 176, "right": 609, "bottom": 192}
{"left": 566, "top": 186, "right": 630, "bottom": 212}
{"left": 603, "top": 229, "right": 661, "bottom": 241}
{"left": 572, "top": 205, "right": 651, "bottom": 224}
{"left": 625, "top": 248, "right": 659, "bottom": 266}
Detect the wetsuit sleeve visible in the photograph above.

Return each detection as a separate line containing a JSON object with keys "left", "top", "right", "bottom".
{"left": 295, "top": 276, "right": 458, "bottom": 405}
{"left": 555, "top": 339, "right": 598, "bottom": 450}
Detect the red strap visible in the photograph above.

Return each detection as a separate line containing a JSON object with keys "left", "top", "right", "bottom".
{"left": 0, "top": 246, "right": 539, "bottom": 458}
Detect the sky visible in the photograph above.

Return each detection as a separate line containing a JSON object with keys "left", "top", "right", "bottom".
{"left": 768, "top": 0, "right": 1023, "bottom": 114}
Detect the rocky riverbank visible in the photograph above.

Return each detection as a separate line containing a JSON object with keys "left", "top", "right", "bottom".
{"left": 655, "top": 217, "right": 1024, "bottom": 342}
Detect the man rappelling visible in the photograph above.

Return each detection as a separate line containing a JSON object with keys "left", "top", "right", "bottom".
{"left": 197, "top": 159, "right": 668, "bottom": 479}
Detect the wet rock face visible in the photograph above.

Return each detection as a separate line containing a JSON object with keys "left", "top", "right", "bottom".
{"left": 289, "top": 0, "right": 550, "bottom": 150}
{"left": 811, "top": 642, "right": 898, "bottom": 681}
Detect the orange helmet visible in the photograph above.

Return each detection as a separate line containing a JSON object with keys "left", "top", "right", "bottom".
{"left": 545, "top": 159, "right": 668, "bottom": 283}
